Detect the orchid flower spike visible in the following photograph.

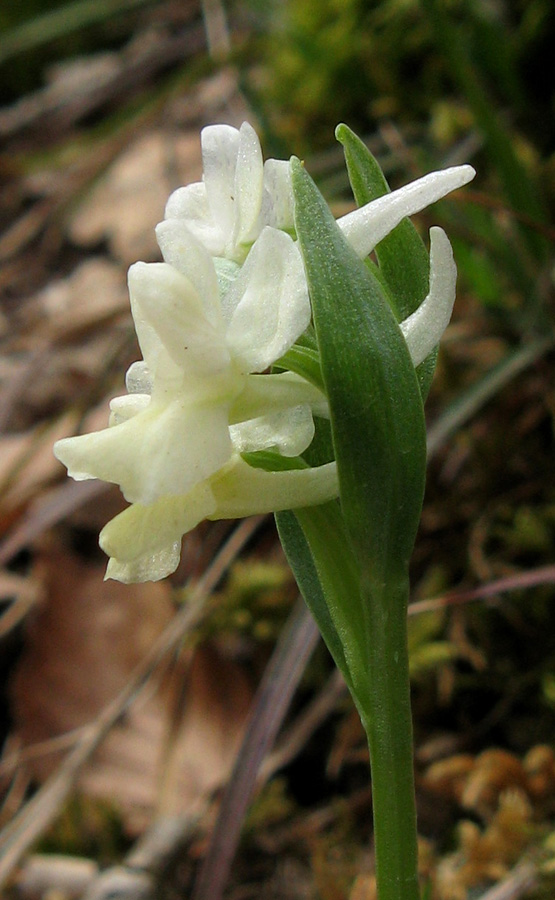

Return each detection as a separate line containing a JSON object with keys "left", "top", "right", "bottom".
{"left": 54, "top": 121, "right": 474, "bottom": 584}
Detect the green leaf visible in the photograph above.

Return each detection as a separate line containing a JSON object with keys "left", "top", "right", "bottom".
{"left": 240, "top": 451, "right": 308, "bottom": 472}
{"left": 336, "top": 123, "right": 438, "bottom": 398}
{"left": 291, "top": 157, "right": 427, "bottom": 591}
{"left": 275, "top": 420, "right": 365, "bottom": 693}
{"left": 275, "top": 505, "right": 362, "bottom": 696}
{"left": 0, "top": 0, "right": 155, "bottom": 67}
{"left": 275, "top": 343, "right": 324, "bottom": 392}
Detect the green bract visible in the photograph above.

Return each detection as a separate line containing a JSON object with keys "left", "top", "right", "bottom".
{"left": 337, "top": 124, "right": 438, "bottom": 399}
{"left": 292, "top": 155, "right": 427, "bottom": 582}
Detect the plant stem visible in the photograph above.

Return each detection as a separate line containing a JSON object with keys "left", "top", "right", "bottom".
{"left": 357, "top": 574, "right": 420, "bottom": 900}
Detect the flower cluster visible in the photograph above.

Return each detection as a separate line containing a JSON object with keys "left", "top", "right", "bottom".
{"left": 54, "top": 122, "right": 475, "bottom": 582}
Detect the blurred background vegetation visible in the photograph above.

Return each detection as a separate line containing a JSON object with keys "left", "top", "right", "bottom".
{"left": 1, "top": 1, "right": 554, "bottom": 898}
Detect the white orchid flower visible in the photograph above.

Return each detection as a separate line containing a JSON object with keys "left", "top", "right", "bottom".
{"left": 54, "top": 226, "right": 324, "bottom": 510}
{"left": 160, "top": 121, "right": 475, "bottom": 365}
{"left": 100, "top": 454, "right": 338, "bottom": 583}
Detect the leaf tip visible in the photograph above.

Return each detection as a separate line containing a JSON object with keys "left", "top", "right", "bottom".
{"left": 335, "top": 123, "right": 351, "bottom": 145}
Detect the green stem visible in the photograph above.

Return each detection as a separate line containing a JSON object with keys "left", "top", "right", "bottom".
{"left": 356, "top": 574, "right": 420, "bottom": 900}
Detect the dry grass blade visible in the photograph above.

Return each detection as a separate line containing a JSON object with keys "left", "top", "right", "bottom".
{"left": 0, "top": 480, "right": 109, "bottom": 569}
{"left": 261, "top": 668, "right": 347, "bottom": 783}
{"left": 426, "top": 336, "right": 553, "bottom": 459}
{"left": 0, "top": 729, "right": 89, "bottom": 784}
{"left": 192, "top": 599, "right": 320, "bottom": 900}
{"left": 0, "top": 0, "right": 156, "bottom": 67}
{"left": 201, "top": 0, "right": 231, "bottom": 58}
{"left": 192, "top": 561, "right": 555, "bottom": 900}
{"left": 410, "top": 565, "right": 555, "bottom": 617}
{"left": 0, "top": 572, "right": 41, "bottom": 638}
{"left": 475, "top": 862, "right": 537, "bottom": 900}
{"left": 0, "top": 4, "right": 203, "bottom": 140}
{"left": 0, "top": 516, "right": 263, "bottom": 890}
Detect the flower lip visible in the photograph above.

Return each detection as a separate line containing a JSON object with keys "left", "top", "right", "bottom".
{"left": 100, "top": 455, "right": 339, "bottom": 583}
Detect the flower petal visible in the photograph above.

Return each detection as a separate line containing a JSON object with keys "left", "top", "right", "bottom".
{"left": 105, "top": 544, "right": 181, "bottom": 584}
{"left": 231, "top": 372, "right": 328, "bottom": 423}
{"left": 202, "top": 124, "right": 241, "bottom": 239}
{"left": 155, "top": 220, "right": 223, "bottom": 329}
{"left": 224, "top": 228, "right": 311, "bottom": 373}
{"left": 54, "top": 398, "right": 233, "bottom": 505}
{"left": 109, "top": 393, "right": 150, "bottom": 426}
{"left": 163, "top": 182, "right": 225, "bottom": 257}
{"left": 230, "top": 404, "right": 315, "bottom": 457}
{"left": 261, "top": 159, "right": 295, "bottom": 232}
{"left": 128, "top": 262, "right": 229, "bottom": 381}
{"left": 210, "top": 456, "right": 339, "bottom": 518}
{"left": 101, "top": 480, "right": 217, "bottom": 583}
{"left": 100, "top": 454, "right": 339, "bottom": 582}
{"left": 165, "top": 181, "right": 206, "bottom": 220}
{"left": 232, "top": 122, "right": 264, "bottom": 251}
{"left": 400, "top": 227, "right": 456, "bottom": 367}
{"left": 338, "top": 164, "right": 476, "bottom": 259}
{"left": 126, "top": 360, "right": 152, "bottom": 394}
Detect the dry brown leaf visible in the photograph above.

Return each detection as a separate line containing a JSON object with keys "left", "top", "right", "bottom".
{"left": 155, "top": 643, "right": 253, "bottom": 819}
{"left": 29, "top": 259, "right": 129, "bottom": 341}
{"left": 11, "top": 549, "right": 175, "bottom": 773}
{"left": 10, "top": 548, "right": 252, "bottom": 833}
{"left": 69, "top": 131, "right": 202, "bottom": 264}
